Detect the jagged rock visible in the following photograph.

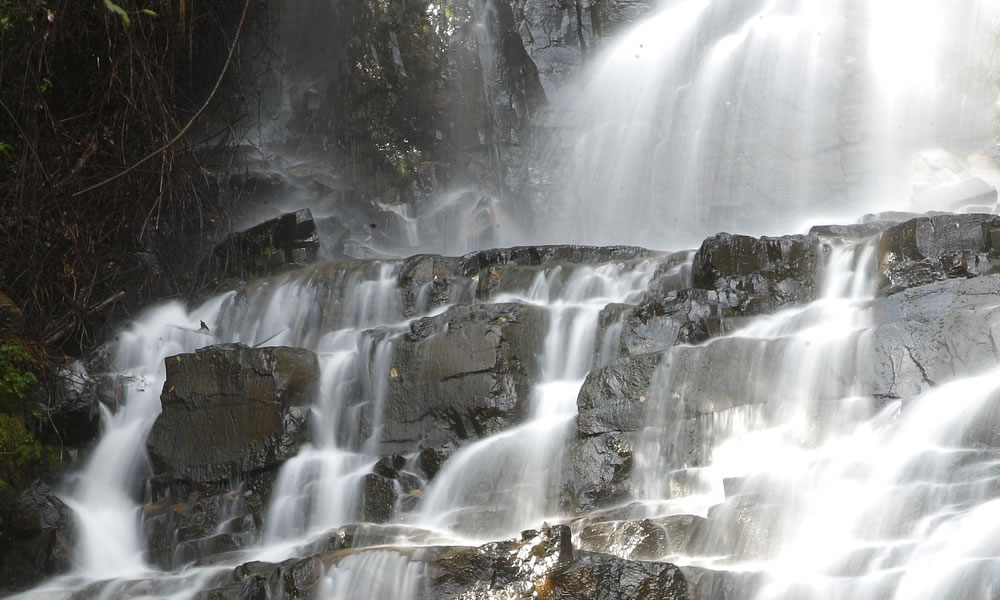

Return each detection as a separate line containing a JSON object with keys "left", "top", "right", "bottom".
{"left": 692, "top": 233, "right": 825, "bottom": 312}
{"left": 550, "top": 553, "right": 688, "bottom": 600}
{"left": 374, "top": 303, "right": 546, "bottom": 453}
{"left": 146, "top": 344, "right": 318, "bottom": 485}
{"left": 577, "top": 353, "right": 661, "bottom": 436}
{"left": 0, "top": 481, "right": 74, "bottom": 591}
{"left": 876, "top": 213, "right": 1000, "bottom": 294}
{"left": 617, "top": 289, "right": 742, "bottom": 356}
{"left": 563, "top": 432, "right": 635, "bottom": 514}
{"left": 204, "top": 209, "right": 320, "bottom": 280}
{"left": 461, "top": 245, "right": 653, "bottom": 276}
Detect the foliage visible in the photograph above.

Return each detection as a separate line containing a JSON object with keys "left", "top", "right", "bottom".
{"left": 0, "top": 344, "right": 37, "bottom": 414}
{"left": 0, "top": 1, "right": 258, "bottom": 356}
{"left": 103, "top": 0, "right": 129, "bottom": 26}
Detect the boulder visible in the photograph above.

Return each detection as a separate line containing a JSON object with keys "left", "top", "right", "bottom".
{"left": 0, "top": 481, "right": 74, "bottom": 591}
{"left": 876, "top": 213, "right": 1000, "bottom": 294}
{"left": 691, "top": 233, "right": 825, "bottom": 313}
{"left": 375, "top": 303, "right": 546, "bottom": 453}
{"left": 681, "top": 566, "right": 762, "bottom": 600}
{"left": 146, "top": 344, "right": 318, "bottom": 485}
{"left": 204, "top": 209, "right": 320, "bottom": 280}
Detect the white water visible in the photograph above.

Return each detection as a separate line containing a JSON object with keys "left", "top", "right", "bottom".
{"left": 528, "top": 0, "right": 1000, "bottom": 249}
{"left": 14, "top": 1, "right": 1000, "bottom": 599}
{"left": 413, "top": 261, "right": 658, "bottom": 540}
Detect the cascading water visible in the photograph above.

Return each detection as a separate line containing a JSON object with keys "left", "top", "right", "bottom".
{"left": 13, "top": 1, "right": 1000, "bottom": 599}
{"left": 527, "top": 0, "right": 1000, "bottom": 249}
{"left": 413, "top": 261, "right": 658, "bottom": 540}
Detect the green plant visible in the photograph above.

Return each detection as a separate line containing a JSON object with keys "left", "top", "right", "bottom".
{"left": 103, "top": 0, "right": 130, "bottom": 26}
{"left": 0, "top": 344, "right": 38, "bottom": 413}
{"left": 0, "top": 141, "right": 11, "bottom": 159}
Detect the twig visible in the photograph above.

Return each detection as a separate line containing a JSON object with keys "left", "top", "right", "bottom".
{"left": 71, "top": 0, "right": 252, "bottom": 198}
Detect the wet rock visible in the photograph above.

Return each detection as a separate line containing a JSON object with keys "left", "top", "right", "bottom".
{"left": 563, "top": 432, "right": 635, "bottom": 514}
{"left": 461, "top": 245, "right": 653, "bottom": 276}
{"left": 204, "top": 209, "right": 320, "bottom": 280}
{"left": 681, "top": 566, "right": 762, "bottom": 600}
{"left": 876, "top": 213, "right": 1000, "bottom": 294}
{"left": 577, "top": 353, "right": 661, "bottom": 436}
{"left": 618, "top": 289, "right": 742, "bottom": 356}
{"left": 0, "top": 481, "right": 74, "bottom": 591}
{"left": 361, "top": 473, "right": 397, "bottom": 524}
{"left": 550, "top": 552, "right": 689, "bottom": 600}
{"left": 692, "top": 233, "right": 825, "bottom": 312}
{"left": 143, "top": 490, "right": 262, "bottom": 569}
{"left": 867, "top": 275, "right": 1000, "bottom": 399}
{"left": 809, "top": 221, "right": 896, "bottom": 239}
{"left": 578, "top": 519, "right": 668, "bottom": 560}
{"left": 375, "top": 303, "right": 546, "bottom": 453}
{"left": 688, "top": 495, "right": 782, "bottom": 562}
{"left": 146, "top": 344, "right": 318, "bottom": 485}
{"left": 397, "top": 254, "right": 472, "bottom": 316}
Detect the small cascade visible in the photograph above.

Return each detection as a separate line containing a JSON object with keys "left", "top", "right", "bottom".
{"left": 632, "top": 239, "right": 878, "bottom": 532}
{"left": 62, "top": 296, "right": 230, "bottom": 579}
{"left": 413, "top": 260, "right": 658, "bottom": 539}
{"left": 315, "top": 550, "right": 426, "bottom": 600}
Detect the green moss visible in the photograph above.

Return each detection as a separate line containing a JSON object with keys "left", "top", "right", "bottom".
{"left": 0, "top": 344, "right": 37, "bottom": 414}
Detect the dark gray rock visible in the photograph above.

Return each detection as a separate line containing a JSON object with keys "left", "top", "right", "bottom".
{"left": 397, "top": 254, "right": 472, "bottom": 317}
{"left": 578, "top": 353, "right": 661, "bottom": 436}
{"left": 143, "top": 490, "right": 262, "bottom": 569}
{"left": 0, "top": 481, "right": 74, "bottom": 591}
{"left": 876, "top": 213, "right": 1000, "bottom": 294}
{"left": 360, "top": 473, "right": 397, "bottom": 524}
{"left": 563, "top": 432, "right": 635, "bottom": 514}
{"left": 146, "top": 344, "right": 318, "bottom": 485}
{"left": 692, "top": 233, "right": 826, "bottom": 313}
{"left": 375, "top": 303, "right": 547, "bottom": 453}
{"left": 461, "top": 245, "right": 654, "bottom": 277}
{"left": 204, "top": 209, "right": 320, "bottom": 280}
{"left": 618, "top": 289, "right": 742, "bottom": 356}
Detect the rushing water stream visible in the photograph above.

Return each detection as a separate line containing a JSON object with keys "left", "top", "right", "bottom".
{"left": 13, "top": 0, "right": 1000, "bottom": 598}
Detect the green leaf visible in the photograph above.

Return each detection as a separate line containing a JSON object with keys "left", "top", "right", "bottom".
{"left": 103, "top": 0, "right": 131, "bottom": 27}
{"left": 141, "top": 8, "right": 159, "bottom": 17}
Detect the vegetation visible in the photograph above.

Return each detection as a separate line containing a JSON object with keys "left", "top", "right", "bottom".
{"left": 0, "top": 0, "right": 256, "bottom": 357}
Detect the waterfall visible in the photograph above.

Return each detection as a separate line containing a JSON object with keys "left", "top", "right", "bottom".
{"left": 12, "top": 1, "right": 1000, "bottom": 599}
